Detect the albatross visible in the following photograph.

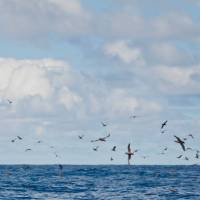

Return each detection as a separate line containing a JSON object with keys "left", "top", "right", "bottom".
{"left": 125, "top": 143, "right": 134, "bottom": 165}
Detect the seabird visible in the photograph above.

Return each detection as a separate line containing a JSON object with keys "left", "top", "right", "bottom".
{"left": 58, "top": 164, "right": 63, "bottom": 176}
{"left": 185, "top": 156, "right": 189, "bottom": 161}
{"left": 7, "top": 99, "right": 12, "bottom": 104}
{"left": 161, "top": 120, "right": 168, "bottom": 129}
{"left": 188, "top": 134, "right": 194, "bottom": 139}
{"left": 186, "top": 147, "right": 193, "bottom": 151}
{"left": 112, "top": 146, "right": 116, "bottom": 151}
{"left": 129, "top": 115, "right": 137, "bottom": 119}
{"left": 174, "top": 135, "right": 185, "bottom": 151}
{"left": 101, "top": 122, "right": 107, "bottom": 127}
{"left": 195, "top": 151, "right": 199, "bottom": 159}
{"left": 78, "top": 135, "right": 84, "bottom": 139}
{"left": 17, "top": 136, "right": 22, "bottom": 140}
{"left": 91, "top": 133, "right": 110, "bottom": 142}
{"left": 58, "top": 164, "right": 63, "bottom": 170}
{"left": 25, "top": 148, "right": 32, "bottom": 152}
{"left": 161, "top": 130, "right": 166, "bottom": 134}
{"left": 177, "top": 155, "right": 182, "bottom": 159}
{"left": 93, "top": 146, "right": 99, "bottom": 151}
{"left": 125, "top": 143, "right": 134, "bottom": 165}
{"left": 110, "top": 157, "right": 114, "bottom": 161}
{"left": 37, "top": 140, "right": 42, "bottom": 143}
{"left": 11, "top": 139, "right": 16, "bottom": 143}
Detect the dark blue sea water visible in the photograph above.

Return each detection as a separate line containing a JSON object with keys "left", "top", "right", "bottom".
{"left": 0, "top": 165, "right": 199, "bottom": 200}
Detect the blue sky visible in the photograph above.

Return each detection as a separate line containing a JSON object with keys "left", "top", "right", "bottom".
{"left": 0, "top": 0, "right": 199, "bottom": 165}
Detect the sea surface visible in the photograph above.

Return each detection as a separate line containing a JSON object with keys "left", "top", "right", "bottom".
{"left": 0, "top": 165, "right": 199, "bottom": 199}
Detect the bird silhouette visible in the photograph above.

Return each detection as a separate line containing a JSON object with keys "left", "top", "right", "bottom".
{"left": 112, "top": 146, "right": 116, "bottom": 151}
{"left": 174, "top": 135, "right": 185, "bottom": 151}
{"left": 101, "top": 122, "right": 107, "bottom": 127}
{"left": 91, "top": 133, "right": 110, "bottom": 142}
{"left": 78, "top": 135, "right": 84, "bottom": 139}
{"left": 177, "top": 155, "right": 182, "bottom": 159}
{"left": 161, "top": 120, "right": 168, "bottom": 129}
{"left": 93, "top": 146, "right": 99, "bottom": 151}
{"left": 125, "top": 144, "right": 134, "bottom": 165}
{"left": 188, "top": 134, "right": 194, "bottom": 139}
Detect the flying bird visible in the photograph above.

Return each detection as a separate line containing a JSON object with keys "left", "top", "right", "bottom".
{"left": 177, "top": 155, "right": 182, "bottom": 159}
{"left": 174, "top": 135, "right": 185, "bottom": 151}
{"left": 185, "top": 156, "right": 189, "bottom": 161}
{"left": 161, "top": 130, "right": 167, "bottom": 134}
{"left": 91, "top": 133, "right": 110, "bottom": 142}
{"left": 7, "top": 99, "right": 12, "bottom": 104}
{"left": 129, "top": 115, "right": 137, "bottom": 119}
{"left": 17, "top": 136, "right": 22, "bottom": 140}
{"left": 195, "top": 151, "right": 199, "bottom": 159}
{"left": 161, "top": 120, "right": 168, "bottom": 129}
{"left": 112, "top": 146, "right": 116, "bottom": 151}
{"left": 25, "top": 148, "right": 32, "bottom": 152}
{"left": 93, "top": 146, "right": 99, "bottom": 151}
{"left": 125, "top": 143, "right": 134, "bottom": 165}
{"left": 188, "top": 134, "right": 194, "bottom": 139}
{"left": 101, "top": 122, "right": 107, "bottom": 127}
{"left": 11, "top": 139, "right": 16, "bottom": 143}
{"left": 110, "top": 157, "right": 114, "bottom": 161}
{"left": 78, "top": 135, "right": 84, "bottom": 139}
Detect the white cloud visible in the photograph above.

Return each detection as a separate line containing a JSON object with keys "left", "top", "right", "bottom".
{"left": 47, "top": 0, "right": 85, "bottom": 15}
{"left": 59, "top": 87, "right": 82, "bottom": 110}
{"left": 105, "top": 41, "right": 144, "bottom": 65}
{"left": 0, "top": 58, "right": 70, "bottom": 100}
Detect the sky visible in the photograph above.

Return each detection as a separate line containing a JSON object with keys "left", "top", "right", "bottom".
{"left": 0, "top": 0, "right": 200, "bottom": 165}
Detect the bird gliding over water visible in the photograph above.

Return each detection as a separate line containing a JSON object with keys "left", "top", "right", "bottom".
{"left": 125, "top": 144, "right": 134, "bottom": 165}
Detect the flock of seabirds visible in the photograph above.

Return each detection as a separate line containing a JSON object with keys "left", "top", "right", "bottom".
{"left": 5, "top": 99, "right": 200, "bottom": 175}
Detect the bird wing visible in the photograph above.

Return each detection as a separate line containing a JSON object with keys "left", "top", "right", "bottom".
{"left": 128, "top": 144, "right": 131, "bottom": 153}
{"left": 180, "top": 142, "right": 185, "bottom": 151}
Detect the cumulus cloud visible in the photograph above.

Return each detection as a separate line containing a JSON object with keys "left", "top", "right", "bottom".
{"left": 59, "top": 87, "right": 82, "bottom": 110}
{"left": 0, "top": 0, "right": 91, "bottom": 39}
{"left": 104, "top": 41, "right": 145, "bottom": 65}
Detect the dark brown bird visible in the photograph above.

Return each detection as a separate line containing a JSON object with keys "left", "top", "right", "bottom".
{"left": 195, "top": 150, "right": 199, "bottom": 159}
{"left": 110, "top": 157, "right": 114, "bottom": 161}
{"left": 17, "top": 136, "right": 22, "bottom": 140}
{"left": 188, "top": 134, "right": 194, "bottom": 139}
{"left": 78, "top": 135, "right": 84, "bottom": 139}
{"left": 7, "top": 99, "right": 12, "bottom": 104}
{"left": 125, "top": 143, "right": 134, "bottom": 165}
{"left": 101, "top": 122, "right": 107, "bottom": 127}
{"left": 161, "top": 120, "right": 168, "bottom": 129}
{"left": 93, "top": 146, "right": 99, "bottom": 151}
{"left": 91, "top": 133, "right": 110, "bottom": 142}
{"left": 174, "top": 135, "right": 185, "bottom": 151}
{"left": 185, "top": 156, "right": 189, "bottom": 161}
{"left": 112, "top": 146, "right": 116, "bottom": 151}
{"left": 25, "top": 148, "right": 32, "bottom": 152}
{"left": 177, "top": 155, "right": 182, "bottom": 159}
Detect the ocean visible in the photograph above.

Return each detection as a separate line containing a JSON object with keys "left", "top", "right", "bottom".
{"left": 0, "top": 165, "right": 199, "bottom": 199}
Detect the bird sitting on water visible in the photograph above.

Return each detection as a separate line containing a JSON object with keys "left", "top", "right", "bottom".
{"left": 125, "top": 144, "right": 134, "bottom": 165}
